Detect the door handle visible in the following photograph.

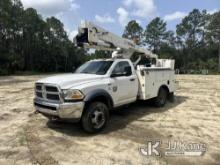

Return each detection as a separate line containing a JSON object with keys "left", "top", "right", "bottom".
{"left": 130, "top": 78, "right": 135, "bottom": 81}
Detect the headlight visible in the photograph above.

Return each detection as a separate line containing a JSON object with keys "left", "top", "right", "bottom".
{"left": 62, "top": 89, "right": 84, "bottom": 101}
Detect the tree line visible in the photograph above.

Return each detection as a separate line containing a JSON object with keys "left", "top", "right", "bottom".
{"left": 0, "top": 0, "right": 88, "bottom": 75}
{"left": 123, "top": 9, "right": 220, "bottom": 73}
{"left": 0, "top": 0, "right": 220, "bottom": 75}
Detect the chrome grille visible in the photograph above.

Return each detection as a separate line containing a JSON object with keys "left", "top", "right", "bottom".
{"left": 45, "top": 86, "right": 58, "bottom": 92}
{"left": 36, "top": 85, "right": 42, "bottom": 91}
{"left": 47, "top": 94, "right": 59, "bottom": 100}
{"left": 36, "top": 91, "right": 43, "bottom": 98}
{"left": 35, "top": 83, "right": 60, "bottom": 101}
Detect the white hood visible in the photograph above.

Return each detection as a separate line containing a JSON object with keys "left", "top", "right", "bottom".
{"left": 37, "top": 73, "right": 105, "bottom": 89}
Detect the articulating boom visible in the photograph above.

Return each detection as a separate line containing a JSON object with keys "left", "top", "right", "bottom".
{"left": 74, "top": 21, "right": 157, "bottom": 59}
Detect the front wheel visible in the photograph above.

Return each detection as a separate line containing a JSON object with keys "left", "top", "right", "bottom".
{"left": 81, "top": 102, "right": 109, "bottom": 133}
{"left": 154, "top": 88, "right": 168, "bottom": 107}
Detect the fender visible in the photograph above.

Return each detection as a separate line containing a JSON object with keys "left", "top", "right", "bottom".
{"left": 84, "top": 89, "right": 114, "bottom": 109}
{"left": 158, "top": 85, "right": 170, "bottom": 94}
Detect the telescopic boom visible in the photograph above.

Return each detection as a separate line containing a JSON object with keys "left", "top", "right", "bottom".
{"left": 74, "top": 21, "right": 158, "bottom": 59}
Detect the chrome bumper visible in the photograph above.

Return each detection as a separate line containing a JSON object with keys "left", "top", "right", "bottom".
{"left": 34, "top": 98, "right": 84, "bottom": 120}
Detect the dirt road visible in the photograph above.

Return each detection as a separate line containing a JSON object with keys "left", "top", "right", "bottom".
{"left": 0, "top": 75, "right": 219, "bottom": 165}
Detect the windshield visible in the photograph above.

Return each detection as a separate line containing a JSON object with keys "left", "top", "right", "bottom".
{"left": 75, "top": 60, "right": 113, "bottom": 75}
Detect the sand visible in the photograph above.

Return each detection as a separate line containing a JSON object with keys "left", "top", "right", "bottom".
{"left": 0, "top": 74, "right": 219, "bottom": 165}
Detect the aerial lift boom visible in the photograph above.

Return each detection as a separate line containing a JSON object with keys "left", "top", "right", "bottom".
{"left": 74, "top": 21, "right": 158, "bottom": 59}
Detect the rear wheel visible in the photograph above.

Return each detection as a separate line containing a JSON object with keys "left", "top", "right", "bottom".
{"left": 154, "top": 87, "right": 168, "bottom": 107}
{"left": 81, "top": 102, "right": 109, "bottom": 133}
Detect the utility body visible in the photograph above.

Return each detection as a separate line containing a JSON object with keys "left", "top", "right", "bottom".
{"left": 34, "top": 21, "right": 178, "bottom": 133}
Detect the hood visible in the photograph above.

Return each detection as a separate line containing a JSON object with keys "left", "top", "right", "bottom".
{"left": 37, "top": 73, "right": 105, "bottom": 89}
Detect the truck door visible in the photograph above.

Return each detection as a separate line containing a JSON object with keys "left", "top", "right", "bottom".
{"left": 110, "top": 61, "right": 138, "bottom": 106}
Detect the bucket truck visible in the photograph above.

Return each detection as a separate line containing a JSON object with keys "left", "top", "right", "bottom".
{"left": 34, "top": 21, "right": 178, "bottom": 133}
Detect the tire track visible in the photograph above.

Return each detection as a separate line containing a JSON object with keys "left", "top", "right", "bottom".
{"left": 25, "top": 116, "right": 59, "bottom": 165}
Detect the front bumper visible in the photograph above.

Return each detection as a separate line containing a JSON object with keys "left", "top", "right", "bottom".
{"left": 34, "top": 98, "right": 84, "bottom": 121}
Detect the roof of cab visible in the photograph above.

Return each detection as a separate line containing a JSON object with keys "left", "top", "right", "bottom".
{"left": 90, "top": 58, "right": 129, "bottom": 62}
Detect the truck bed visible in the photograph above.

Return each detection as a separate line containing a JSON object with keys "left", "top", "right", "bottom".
{"left": 136, "top": 67, "right": 176, "bottom": 100}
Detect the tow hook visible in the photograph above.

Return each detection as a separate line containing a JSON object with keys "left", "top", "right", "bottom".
{"left": 34, "top": 110, "right": 39, "bottom": 114}
{"left": 51, "top": 117, "right": 59, "bottom": 121}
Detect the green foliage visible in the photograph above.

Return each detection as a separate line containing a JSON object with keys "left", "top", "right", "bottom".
{"left": 144, "top": 17, "right": 168, "bottom": 53}
{"left": 175, "top": 9, "right": 219, "bottom": 72}
{"left": 207, "top": 11, "right": 220, "bottom": 42}
{"left": 123, "top": 9, "right": 220, "bottom": 73}
{"left": 0, "top": 0, "right": 220, "bottom": 75}
{"left": 0, "top": 0, "right": 87, "bottom": 75}
{"left": 90, "top": 50, "right": 111, "bottom": 59}
{"left": 207, "top": 11, "right": 220, "bottom": 72}
{"left": 122, "top": 20, "right": 143, "bottom": 44}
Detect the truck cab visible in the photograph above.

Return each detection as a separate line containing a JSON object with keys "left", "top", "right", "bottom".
{"left": 34, "top": 59, "right": 139, "bottom": 132}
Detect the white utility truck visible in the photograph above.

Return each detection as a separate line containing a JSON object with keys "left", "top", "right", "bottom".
{"left": 34, "top": 21, "right": 177, "bottom": 133}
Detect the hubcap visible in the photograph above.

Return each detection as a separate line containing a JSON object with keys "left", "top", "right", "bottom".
{"left": 90, "top": 106, "right": 105, "bottom": 129}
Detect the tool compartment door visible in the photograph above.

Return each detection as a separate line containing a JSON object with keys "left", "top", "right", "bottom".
{"left": 137, "top": 68, "right": 175, "bottom": 100}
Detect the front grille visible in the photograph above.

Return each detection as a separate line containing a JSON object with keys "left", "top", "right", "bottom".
{"left": 35, "top": 83, "right": 60, "bottom": 101}
{"left": 46, "top": 86, "right": 58, "bottom": 92}
{"left": 36, "top": 92, "right": 43, "bottom": 98}
{"left": 36, "top": 85, "right": 42, "bottom": 90}
{"left": 47, "top": 94, "right": 59, "bottom": 100}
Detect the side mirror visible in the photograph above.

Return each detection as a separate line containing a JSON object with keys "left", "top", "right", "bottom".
{"left": 124, "top": 66, "right": 132, "bottom": 76}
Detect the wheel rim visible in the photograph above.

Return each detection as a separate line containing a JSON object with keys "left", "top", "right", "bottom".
{"left": 90, "top": 105, "right": 106, "bottom": 129}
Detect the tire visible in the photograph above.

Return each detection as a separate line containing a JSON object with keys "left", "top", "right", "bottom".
{"left": 154, "top": 87, "right": 168, "bottom": 107}
{"left": 168, "top": 92, "right": 174, "bottom": 102}
{"left": 81, "top": 102, "right": 109, "bottom": 133}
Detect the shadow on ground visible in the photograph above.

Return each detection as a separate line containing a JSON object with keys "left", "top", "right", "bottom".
{"left": 46, "top": 95, "right": 188, "bottom": 137}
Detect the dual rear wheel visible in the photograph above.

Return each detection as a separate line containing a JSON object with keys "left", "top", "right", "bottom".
{"left": 154, "top": 87, "right": 168, "bottom": 107}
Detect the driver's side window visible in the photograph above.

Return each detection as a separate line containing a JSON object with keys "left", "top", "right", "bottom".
{"left": 112, "top": 61, "right": 130, "bottom": 75}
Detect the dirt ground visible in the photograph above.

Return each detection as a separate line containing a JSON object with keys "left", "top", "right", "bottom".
{"left": 0, "top": 75, "right": 220, "bottom": 165}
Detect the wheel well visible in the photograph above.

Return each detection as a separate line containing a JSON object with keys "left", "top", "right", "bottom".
{"left": 159, "top": 85, "right": 169, "bottom": 94}
{"left": 84, "top": 95, "right": 113, "bottom": 110}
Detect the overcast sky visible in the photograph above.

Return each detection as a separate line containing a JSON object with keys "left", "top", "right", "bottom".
{"left": 21, "top": 0, "right": 220, "bottom": 41}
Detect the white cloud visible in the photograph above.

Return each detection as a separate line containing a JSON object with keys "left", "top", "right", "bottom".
{"left": 123, "top": 0, "right": 133, "bottom": 6}
{"left": 122, "top": 0, "right": 156, "bottom": 18}
{"left": 21, "top": 0, "right": 80, "bottom": 16}
{"left": 95, "top": 14, "right": 115, "bottom": 23}
{"left": 207, "top": 9, "right": 218, "bottom": 15}
{"left": 117, "top": 7, "right": 129, "bottom": 26}
{"left": 68, "top": 30, "right": 78, "bottom": 41}
{"left": 164, "top": 11, "right": 187, "bottom": 22}
{"left": 136, "top": 19, "right": 142, "bottom": 25}
{"left": 70, "top": 2, "right": 80, "bottom": 11}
